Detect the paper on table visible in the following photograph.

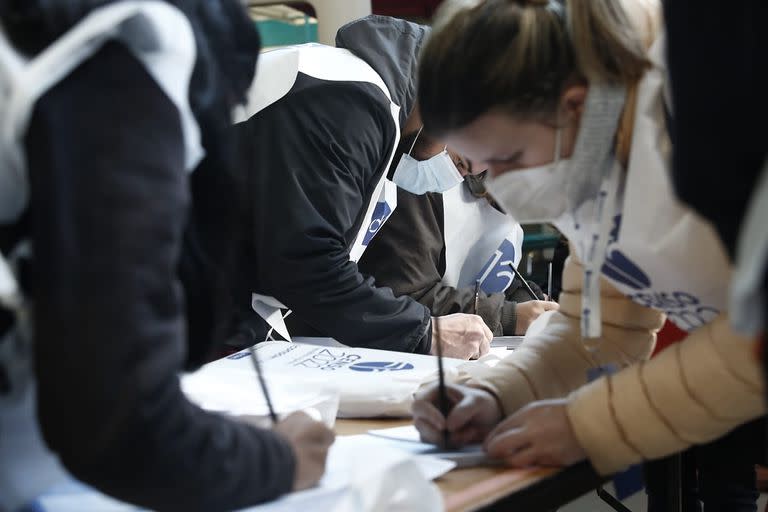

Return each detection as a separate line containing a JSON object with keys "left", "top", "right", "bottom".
{"left": 366, "top": 426, "right": 504, "bottom": 468}
{"left": 35, "top": 436, "right": 451, "bottom": 512}
{"left": 490, "top": 336, "right": 524, "bottom": 349}
{"left": 368, "top": 425, "right": 422, "bottom": 442}
{"left": 297, "top": 335, "right": 524, "bottom": 351}
{"left": 239, "top": 435, "right": 449, "bottom": 511}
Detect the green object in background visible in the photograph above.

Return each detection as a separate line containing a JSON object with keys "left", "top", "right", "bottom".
{"left": 520, "top": 224, "right": 563, "bottom": 287}
{"left": 255, "top": 18, "right": 318, "bottom": 46}
{"left": 251, "top": 5, "right": 318, "bottom": 47}
{"left": 521, "top": 232, "right": 561, "bottom": 253}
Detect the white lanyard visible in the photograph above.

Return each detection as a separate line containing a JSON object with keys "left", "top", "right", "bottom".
{"left": 578, "top": 161, "right": 623, "bottom": 344}
{"left": 562, "top": 83, "right": 626, "bottom": 342}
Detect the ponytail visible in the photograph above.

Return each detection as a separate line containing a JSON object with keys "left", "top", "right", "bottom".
{"left": 567, "top": 0, "right": 650, "bottom": 83}
{"left": 419, "top": 0, "right": 656, "bottom": 137}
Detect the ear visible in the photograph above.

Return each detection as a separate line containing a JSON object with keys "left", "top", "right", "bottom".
{"left": 559, "top": 85, "right": 588, "bottom": 123}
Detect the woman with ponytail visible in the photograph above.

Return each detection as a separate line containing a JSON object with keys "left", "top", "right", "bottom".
{"left": 413, "top": 0, "right": 765, "bottom": 508}
{"left": 0, "top": 1, "right": 332, "bottom": 509}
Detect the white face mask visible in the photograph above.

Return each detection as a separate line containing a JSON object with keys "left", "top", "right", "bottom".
{"left": 486, "top": 126, "right": 570, "bottom": 223}
{"left": 392, "top": 127, "right": 464, "bottom": 195}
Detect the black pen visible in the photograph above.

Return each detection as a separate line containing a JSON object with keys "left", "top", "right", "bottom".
{"left": 433, "top": 318, "right": 450, "bottom": 449}
{"left": 249, "top": 345, "right": 278, "bottom": 425}
{"left": 509, "top": 263, "right": 539, "bottom": 301}
{"left": 547, "top": 261, "right": 554, "bottom": 301}
{"left": 473, "top": 279, "right": 481, "bottom": 315}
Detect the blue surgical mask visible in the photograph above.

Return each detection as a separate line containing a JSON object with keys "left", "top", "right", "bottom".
{"left": 392, "top": 127, "right": 464, "bottom": 195}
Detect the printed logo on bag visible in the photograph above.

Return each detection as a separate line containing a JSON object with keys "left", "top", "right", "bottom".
{"left": 602, "top": 249, "right": 651, "bottom": 290}
{"left": 474, "top": 239, "right": 518, "bottom": 294}
{"left": 600, "top": 216, "right": 719, "bottom": 331}
{"left": 348, "top": 361, "right": 416, "bottom": 372}
{"left": 362, "top": 201, "right": 393, "bottom": 246}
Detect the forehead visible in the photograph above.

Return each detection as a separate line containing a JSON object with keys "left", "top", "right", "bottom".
{"left": 443, "top": 111, "right": 552, "bottom": 161}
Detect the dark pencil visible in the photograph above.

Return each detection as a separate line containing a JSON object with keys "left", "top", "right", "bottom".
{"left": 433, "top": 318, "right": 450, "bottom": 449}
{"left": 249, "top": 345, "right": 278, "bottom": 425}
{"left": 509, "top": 263, "right": 539, "bottom": 301}
{"left": 547, "top": 261, "right": 554, "bottom": 301}
{"left": 473, "top": 279, "right": 481, "bottom": 315}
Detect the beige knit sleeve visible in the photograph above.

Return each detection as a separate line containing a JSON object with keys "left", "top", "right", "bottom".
{"left": 568, "top": 313, "right": 766, "bottom": 475}
{"left": 458, "top": 253, "right": 665, "bottom": 416}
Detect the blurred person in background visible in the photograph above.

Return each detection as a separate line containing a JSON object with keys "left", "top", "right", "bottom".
{"left": 0, "top": 1, "right": 332, "bottom": 510}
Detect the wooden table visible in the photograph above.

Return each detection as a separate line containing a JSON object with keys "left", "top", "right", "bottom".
{"left": 335, "top": 419, "right": 606, "bottom": 512}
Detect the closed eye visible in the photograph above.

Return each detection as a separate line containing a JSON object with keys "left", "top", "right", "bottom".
{"left": 487, "top": 151, "right": 523, "bottom": 167}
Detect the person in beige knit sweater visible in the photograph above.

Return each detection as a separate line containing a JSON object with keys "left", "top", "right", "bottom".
{"left": 411, "top": 0, "right": 766, "bottom": 490}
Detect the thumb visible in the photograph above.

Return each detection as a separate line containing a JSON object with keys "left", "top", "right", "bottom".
{"left": 542, "top": 301, "right": 560, "bottom": 310}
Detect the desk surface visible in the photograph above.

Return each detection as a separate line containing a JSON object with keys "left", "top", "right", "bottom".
{"left": 336, "top": 418, "right": 602, "bottom": 512}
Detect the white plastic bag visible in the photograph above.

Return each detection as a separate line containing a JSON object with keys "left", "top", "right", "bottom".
{"left": 193, "top": 341, "right": 469, "bottom": 418}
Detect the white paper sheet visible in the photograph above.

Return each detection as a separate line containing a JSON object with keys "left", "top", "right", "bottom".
{"left": 365, "top": 426, "right": 503, "bottom": 468}
{"left": 251, "top": 293, "right": 292, "bottom": 341}
{"left": 490, "top": 336, "right": 524, "bottom": 349}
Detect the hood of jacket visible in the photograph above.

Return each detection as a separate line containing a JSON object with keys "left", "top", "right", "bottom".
{"left": 336, "top": 15, "right": 430, "bottom": 130}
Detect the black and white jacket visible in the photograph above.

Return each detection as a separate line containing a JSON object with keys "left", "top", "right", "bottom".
{"left": 195, "top": 16, "right": 435, "bottom": 353}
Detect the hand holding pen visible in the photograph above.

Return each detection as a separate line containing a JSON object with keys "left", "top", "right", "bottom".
{"left": 507, "top": 264, "right": 559, "bottom": 335}
{"left": 411, "top": 380, "right": 504, "bottom": 449}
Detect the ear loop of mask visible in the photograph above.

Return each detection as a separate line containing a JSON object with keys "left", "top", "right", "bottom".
{"left": 409, "top": 125, "right": 451, "bottom": 160}
{"left": 407, "top": 125, "right": 425, "bottom": 156}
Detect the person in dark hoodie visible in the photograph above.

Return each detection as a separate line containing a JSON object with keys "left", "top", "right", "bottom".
{"left": 358, "top": 170, "right": 559, "bottom": 337}
{"left": 198, "top": 15, "right": 493, "bottom": 360}
{"left": 0, "top": 1, "right": 333, "bottom": 510}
